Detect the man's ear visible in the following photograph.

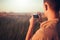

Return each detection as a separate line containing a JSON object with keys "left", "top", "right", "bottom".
{"left": 44, "top": 2, "right": 48, "bottom": 11}
{"left": 45, "top": 5, "right": 47, "bottom": 10}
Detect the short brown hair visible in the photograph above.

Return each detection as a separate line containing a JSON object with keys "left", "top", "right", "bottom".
{"left": 44, "top": 0, "right": 60, "bottom": 12}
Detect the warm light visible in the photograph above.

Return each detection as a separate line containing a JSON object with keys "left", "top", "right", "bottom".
{"left": 0, "top": 0, "right": 43, "bottom": 12}
{"left": 11, "top": 0, "right": 29, "bottom": 8}
{"left": 6, "top": 0, "right": 33, "bottom": 12}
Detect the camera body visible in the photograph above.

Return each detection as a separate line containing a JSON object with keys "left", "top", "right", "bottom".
{"left": 33, "top": 14, "right": 39, "bottom": 18}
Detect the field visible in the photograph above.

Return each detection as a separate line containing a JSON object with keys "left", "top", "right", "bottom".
{"left": 0, "top": 12, "right": 46, "bottom": 40}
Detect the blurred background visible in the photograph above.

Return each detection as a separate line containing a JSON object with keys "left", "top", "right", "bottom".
{"left": 0, "top": 0, "right": 47, "bottom": 40}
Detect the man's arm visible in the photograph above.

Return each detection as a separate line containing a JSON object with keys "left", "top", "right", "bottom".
{"left": 25, "top": 24, "right": 34, "bottom": 40}
{"left": 25, "top": 16, "right": 35, "bottom": 40}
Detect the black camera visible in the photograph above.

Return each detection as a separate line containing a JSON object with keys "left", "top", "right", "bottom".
{"left": 33, "top": 14, "right": 39, "bottom": 18}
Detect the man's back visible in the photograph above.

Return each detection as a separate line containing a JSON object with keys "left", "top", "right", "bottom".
{"left": 31, "top": 18, "right": 60, "bottom": 40}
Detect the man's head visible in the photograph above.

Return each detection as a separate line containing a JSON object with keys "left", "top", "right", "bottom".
{"left": 43, "top": 0, "right": 60, "bottom": 18}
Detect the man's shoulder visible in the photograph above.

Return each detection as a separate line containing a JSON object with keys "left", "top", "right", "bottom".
{"left": 39, "top": 19, "right": 59, "bottom": 36}
{"left": 40, "top": 19, "right": 59, "bottom": 30}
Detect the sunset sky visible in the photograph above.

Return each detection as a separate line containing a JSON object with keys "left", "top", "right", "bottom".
{"left": 0, "top": 0, "right": 43, "bottom": 12}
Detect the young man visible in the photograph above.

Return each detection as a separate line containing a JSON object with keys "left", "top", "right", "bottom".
{"left": 26, "top": 0, "right": 60, "bottom": 40}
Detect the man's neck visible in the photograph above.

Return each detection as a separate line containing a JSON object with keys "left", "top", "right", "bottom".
{"left": 47, "top": 10, "right": 59, "bottom": 21}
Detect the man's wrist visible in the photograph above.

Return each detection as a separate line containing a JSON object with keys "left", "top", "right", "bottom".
{"left": 29, "top": 24, "right": 35, "bottom": 28}
{"left": 30, "top": 23, "right": 34, "bottom": 26}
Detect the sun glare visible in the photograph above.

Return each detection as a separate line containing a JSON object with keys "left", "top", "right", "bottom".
{"left": 0, "top": 0, "right": 43, "bottom": 12}
{"left": 12, "top": 0, "right": 29, "bottom": 7}
{"left": 7, "top": 0, "right": 33, "bottom": 12}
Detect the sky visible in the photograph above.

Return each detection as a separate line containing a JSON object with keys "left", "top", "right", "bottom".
{"left": 0, "top": 0, "right": 43, "bottom": 12}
